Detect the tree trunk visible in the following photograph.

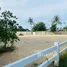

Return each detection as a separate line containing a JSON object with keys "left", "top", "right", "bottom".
{"left": 31, "top": 25, "right": 33, "bottom": 35}
{"left": 11, "top": 40, "right": 14, "bottom": 47}
{"left": 4, "top": 41, "right": 7, "bottom": 48}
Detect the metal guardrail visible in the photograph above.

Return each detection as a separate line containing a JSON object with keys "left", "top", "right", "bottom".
{"left": 3, "top": 41, "right": 67, "bottom": 67}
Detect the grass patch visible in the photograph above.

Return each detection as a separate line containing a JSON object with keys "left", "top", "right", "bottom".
{"left": 32, "top": 63, "right": 38, "bottom": 67}
{"left": 0, "top": 46, "right": 15, "bottom": 54}
{"left": 59, "top": 51, "right": 67, "bottom": 67}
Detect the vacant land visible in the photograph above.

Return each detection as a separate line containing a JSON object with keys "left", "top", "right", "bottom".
{"left": 0, "top": 35, "right": 67, "bottom": 67}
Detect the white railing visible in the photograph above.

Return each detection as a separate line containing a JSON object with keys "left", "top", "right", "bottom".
{"left": 3, "top": 41, "right": 67, "bottom": 67}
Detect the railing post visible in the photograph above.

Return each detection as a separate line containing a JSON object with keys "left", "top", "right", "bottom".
{"left": 54, "top": 42, "right": 59, "bottom": 67}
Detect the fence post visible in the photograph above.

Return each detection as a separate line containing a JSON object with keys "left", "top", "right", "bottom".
{"left": 54, "top": 42, "right": 59, "bottom": 67}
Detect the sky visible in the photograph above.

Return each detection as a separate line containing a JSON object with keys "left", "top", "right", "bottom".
{"left": 0, "top": 0, "right": 67, "bottom": 29}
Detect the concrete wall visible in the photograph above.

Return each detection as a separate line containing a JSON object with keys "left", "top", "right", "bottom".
{"left": 17, "top": 31, "right": 67, "bottom": 36}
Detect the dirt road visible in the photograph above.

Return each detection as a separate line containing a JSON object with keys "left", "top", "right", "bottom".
{"left": 0, "top": 35, "right": 67, "bottom": 67}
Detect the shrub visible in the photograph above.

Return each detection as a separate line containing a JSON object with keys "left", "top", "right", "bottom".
{"left": 0, "top": 46, "right": 15, "bottom": 54}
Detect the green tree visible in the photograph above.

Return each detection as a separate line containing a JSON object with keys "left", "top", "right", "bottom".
{"left": 18, "top": 26, "right": 25, "bottom": 31}
{"left": 0, "top": 10, "right": 19, "bottom": 48}
{"left": 17, "top": 26, "right": 30, "bottom": 31}
{"left": 50, "top": 24, "right": 56, "bottom": 32}
{"left": 50, "top": 15, "right": 61, "bottom": 32}
{"left": 63, "top": 26, "right": 67, "bottom": 31}
{"left": 32, "top": 22, "right": 46, "bottom": 31}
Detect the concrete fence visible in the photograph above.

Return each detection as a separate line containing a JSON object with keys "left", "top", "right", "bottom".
{"left": 3, "top": 41, "right": 67, "bottom": 67}
{"left": 17, "top": 31, "right": 67, "bottom": 36}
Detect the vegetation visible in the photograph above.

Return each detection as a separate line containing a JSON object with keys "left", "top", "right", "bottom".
{"left": 50, "top": 16, "right": 61, "bottom": 32}
{"left": 17, "top": 26, "right": 30, "bottom": 31}
{"left": 0, "top": 7, "right": 1, "bottom": 10}
{"left": 50, "top": 24, "right": 56, "bottom": 32}
{"left": 63, "top": 26, "right": 67, "bottom": 31}
{"left": 28, "top": 17, "right": 35, "bottom": 31}
{"left": 0, "top": 46, "right": 15, "bottom": 53}
{"left": 0, "top": 10, "right": 20, "bottom": 53}
{"left": 32, "top": 22, "right": 46, "bottom": 31}
{"left": 27, "top": 16, "right": 63, "bottom": 32}
{"left": 59, "top": 51, "right": 67, "bottom": 67}
{"left": 52, "top": 15, "right": 61, "bottom": 25}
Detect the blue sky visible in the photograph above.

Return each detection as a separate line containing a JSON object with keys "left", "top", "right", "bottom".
{"left": 0, "top": 0, "right": 67, "bottom": 29}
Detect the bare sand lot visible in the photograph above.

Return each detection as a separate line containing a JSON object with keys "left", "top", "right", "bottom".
{"left": 0, "top": 35, "right": 67, "bottom": 67}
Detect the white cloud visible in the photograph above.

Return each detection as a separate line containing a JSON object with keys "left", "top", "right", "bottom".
{"left": 1, "top": 0, "right": 67, "bottom": 18}
{"left": 22, "top": 0, "right": 67, "bottom": 18}
{"left": 0, "top": 0, "right": 67, "bottom": 29}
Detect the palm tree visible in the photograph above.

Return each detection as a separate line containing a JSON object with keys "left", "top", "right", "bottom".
{"left": 52, "top": 15, "right": 61, "bottom": 25}
{"left": 0, "top": 7, "right": 1, "bottom": 10}
{"left": 52, "top": 15, "right": 61, "bottom": 31}
{"left": 28, "top": 17, "right": 34, "bottom": 31}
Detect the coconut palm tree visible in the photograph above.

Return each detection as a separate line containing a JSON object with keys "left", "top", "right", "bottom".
{"left": 28, "top": 17, "right": 35, "bottom": 31}
{"left": 0, "top": 7, "right": 1, "bottom": 10}
{"left": 52, "top": 15, "right": 61, "bottom": 25}
{"left": 52, "top": 15, "right": 61, "bottom": 31}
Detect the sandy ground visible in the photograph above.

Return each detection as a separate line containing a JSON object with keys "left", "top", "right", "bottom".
{"left": 0, "top": 35, "right": 67, "bottom": 67}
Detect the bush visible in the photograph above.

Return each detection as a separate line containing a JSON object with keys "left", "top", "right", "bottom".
{"left": 59, "top": 51, "right": 67, "bottom": 67}
{"left": 0, "top": 46, "right": 15, "bottom": 53}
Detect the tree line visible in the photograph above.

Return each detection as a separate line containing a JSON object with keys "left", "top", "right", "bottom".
{"left": 28, "top": 16, "right": 67, "bottom": 32}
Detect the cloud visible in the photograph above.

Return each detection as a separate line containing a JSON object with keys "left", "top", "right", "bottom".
{"left": 1, "top": 0, "right": 67, "bottom": 18}
{"left": 22, "top": 0, "right": 67, "bottom": 19}
{"left": 0, "top": 0, "right": 67, "bottom": 29}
